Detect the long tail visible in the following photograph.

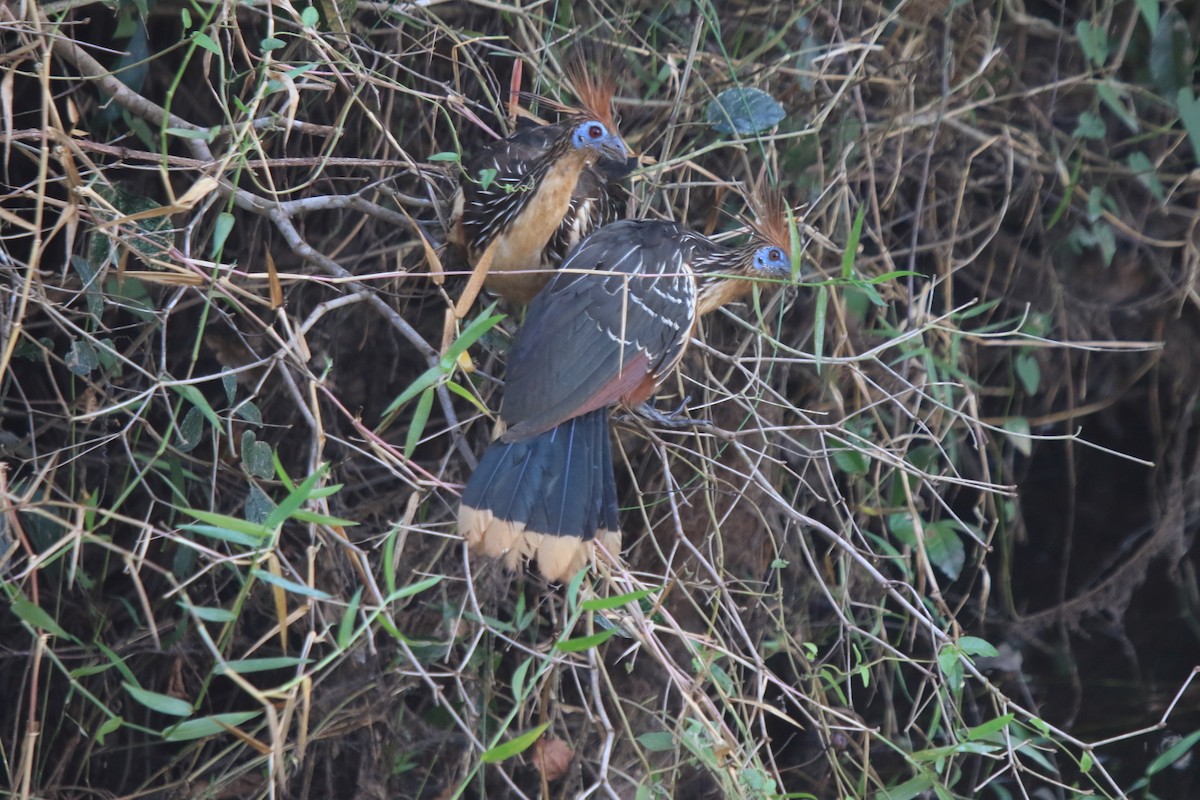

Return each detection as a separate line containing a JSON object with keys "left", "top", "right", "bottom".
{"left": 458, "top": 408, "right": 621, "bottom": 581}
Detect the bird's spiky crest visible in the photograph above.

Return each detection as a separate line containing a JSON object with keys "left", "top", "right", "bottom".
{"left": 747, "top": 189, "right": 794, "bottom": 254}
{"left": 562, "top": 42, "right": 620, "bottom": 132}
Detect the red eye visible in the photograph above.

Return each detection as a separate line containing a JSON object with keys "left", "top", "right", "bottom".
{"left": 770, "top": 248, "right": 783, "bottom": 261}
{"left": 588, "top": 124, "right": 603, "bottom": 139}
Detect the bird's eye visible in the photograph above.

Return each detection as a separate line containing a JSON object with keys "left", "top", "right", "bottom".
{"left": 588, "top": 124, "right": 604, "bottom": 139}
{"left": 769, "top": 248, "right": 784, "bottom": 262}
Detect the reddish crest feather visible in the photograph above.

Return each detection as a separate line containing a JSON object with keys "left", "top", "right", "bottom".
{"left": 562, "top": 44, "right": 620, "bottom": 132}
{"left": 747, "top": 189, "right": 793, "bottom": 253}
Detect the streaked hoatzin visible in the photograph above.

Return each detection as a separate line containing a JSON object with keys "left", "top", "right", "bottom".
{"left": 459, "top": 201, "right": 795, "bottom": 581}
{"left": 447, "top": 60, "right": 632, "bottom": 305}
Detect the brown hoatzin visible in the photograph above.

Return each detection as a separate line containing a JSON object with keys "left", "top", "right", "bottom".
{"left": 459, "top": 200, "right": 796, "bottom": 581}
{"left": 446, "top": 60, "right": 632, "bottom": 305}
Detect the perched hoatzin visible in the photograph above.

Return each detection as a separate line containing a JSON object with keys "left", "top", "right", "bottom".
{"left": 459, "top": 200, "right": 795, "bottom": 580}
{"left": 446, "top": 61, "right": 631, "bottom": 305}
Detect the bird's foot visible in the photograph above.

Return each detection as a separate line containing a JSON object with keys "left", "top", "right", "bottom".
{"left": 622, "top": 397, "right": 714, "bottom": 430}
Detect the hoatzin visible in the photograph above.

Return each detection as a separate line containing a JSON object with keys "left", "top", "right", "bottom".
{"left": 459, "top": 200, "right": 796, "bottom": 581}
{"left": 446, "top": 61, "right": 631, "bottom": 305}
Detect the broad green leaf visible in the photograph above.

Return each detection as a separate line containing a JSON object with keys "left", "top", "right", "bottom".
{"left": 11, "top": 599, "right": 73, "bottom": 639}
{"left": 215, "top": 657, "right": 311, "bottom": 675}
{"left": 924, "top": 521, "right": 965, "bottom": 580}
{"left": 66, "top": 339, "right": 100, "bottom": 376}
{"left": 180, "top": 603, "right": 237, "bottom": 623}
{"left": 1151, "top": 9, "right": 1193, "bottom": 97}
{"left": 965, "top": 713, "right": 1016, "bottom": 741}
{"left": 124, "top": 683, "right": 193, "bottom": 716}
{"left": 480, "top": 722, "right": 549, "bottom": 763}
{"left": 170, "top": 383, "right": 222, "bottom": 428}
{"left": 191, "top": 31, "right": 222, "bottom": 56}
{"left": 179, "top": 509, "right": 271, "bottom": 538}
{"left": 555, "top": 628, "right": 617, "bottom": 652}
{"left": 1015, "top": 352, "right": 1039, "bottom": 395}
{"left": 1146, "top": 728, "right": 1200, "bottom": 776}
{"left": 706, "top": 87, "right": 785, "bottom": 135}
{"left": 241, "top": 430, "right": 273, "bottom": 479}
{"left": 580, "top": 589, "right": 655, "bottom": 611}
{"left": 427, "top": 151, "right": 460, "bottom": 162}
{"left": 250, "top": 567, "right": 332, "bottom": 600}
{"left": 263, "top": 463, "right": 328, "bottom": 531}
{"left": 842, "top": 203, "right": 866, "bottom": 279}
{"left": 180, "top": 522, "right": 262, "bottom": 546}
{"left": 1176, "top": 88, "right": 1200, "bottom": 165}
{"left": 163, "top": 711, "right": 261, "bottom": 741}
{"left": 337, "top": 587, "right": 362, "bottom": 649}
{"left": 957, "top": 636, "right": 999, "bottom": 658}
{"left": 636, "top": 731, "right": 676, "bottom": 752}
{"left": 1001, "top": 417, "right": 1032, "bottom": 457}
{"left": 176, "top": 405, "right": 205, "bottom": 453}
{"left": 403, "top": 386, "right": 435, "bottom": 458}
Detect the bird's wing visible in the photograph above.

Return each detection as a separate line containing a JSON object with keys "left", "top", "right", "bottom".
{"left": 501, "top": 221, "right": 699, "bottom": 440}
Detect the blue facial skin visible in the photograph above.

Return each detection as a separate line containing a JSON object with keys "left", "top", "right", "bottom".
{"left": 753, "top": 245, "right": 792, "bottom": 275}
{"left": 571, "top": 120, "right": 627, "bottom": 162}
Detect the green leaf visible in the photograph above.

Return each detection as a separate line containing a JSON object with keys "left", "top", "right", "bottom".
{"left": 1135, "top": 0, "right": 1159, "bottom": 29}
{"left": 180, "top": 603, "right": 237, "bottom": 623}
{"left": 170, "top": 383, "right": 223, "bottom": 428}
{"left": 215, "top": 657, "right": 311, "bottom": 675}
{"left": 383, "top": 575, "right": 442, "bottom": 602}
{"left": 176, "top": 405, "right": 205, "bottom": 453}
{"left": 212, "top": 212, "right": 235, "bottom": 260}
{"left": 1014, "top": 351, "right": 1040, "bottom": 395}
{"left": 636, "top": 731, "right": 676, "bottom": 752}
{"left": 163, "top": 711, "right": 261, "bottom": 741}
{"left": 180, "top": 523, "right": 263, "bottom": 548}
{"left": 241, "top": 430, "right": 274, "bottom": 479}
{"left": 250, "top": 567, "right": 332, "bottom": 600}
{"left": 10, "top": 598, "right": 74, "bottom": 639}
{"left": 1080, "top": 749, "right": 1094, "bottom": 772}
{"left": 66, "top": 339, "right": 100, "bottom": 376}
{"left": 480, "top": 722, "right": 549, "bottom": 763}
{"left": 180, "top": 509, "right": 272, "bottom": 537}
{"left": 957, "top": 636, "right": 999, "bottom": 658}
{"left": 1127, "top": 152, "right": 1164, "bottom": 202}
{"left": 1176, "top": 88, "right": 1200, "bottom": 165}
{"left": 965, "top": 713, "right": 1016, "bottom": 741}
{"left": 1072, "top": 111, "right": 1106, "bottom": 140}
{"left": 124, "top": 683, "right": 193, "bottom": 716}
{"left": 1002, "top": 417, "right": 1032, "bottom": 457}
{"left": 832, "top": 447, "right": 869, "bottom": 476}
{"left": 871, "top": 772, "right": 934, "bottom": 800}
{"left": 512, "top": 656, "right": 533, "bottom": 701}
{"left": 300, "top": 6, "right": 319, "bottom": 27}
{"left": 555, "top": 628, "right": 617, "bottom": 652}
{"left": 842, "top": 203, "right": 866, "bottom": 279}
{"left": 1096, "top": 83, "right": 1138, "bottom": 133}
{"left": 264, "top": 463, "right": 328, "bottom": 531}
{"left": 190, "top": 31, "right": 222, "bottom": 56}
{"left": 580, "top": 589, "right": 655, "bottom": 611}
{"left": 261, "top": 37, "right": 285, "bottom": 51}
{"left": 1151, "top": 9, "right": 1193, "bottom": 97}
{"left": 812, "top": 285, "right": 828, "bottom": 367}
{"left": 403, "top": 386, "right": 435, "bottom": 458}
{"left": 337, "top": 587, "right": 362, "bottom": 649}
{"left": 1146, "top": 728, "right": 1200, "bottom": 776}
{"left": 1074, "top": 20, "right": 1108, "bottom": 66}
{"left": 69, "top": 256, "right": 105, "bottom": 319}
{"left": 478, "top": 167, "right": 497, "bottom": 191}
{"left": 924, "top": 521, "right": 965, "bottom": 580}
{"left": 96, "top": 716, "right": 123, "bottom": 744}
{"left": 427, "top": 151, "right": 460, "bottom": 162}
{"left": 706, "top": 87, "right": 785, "bottom": 135}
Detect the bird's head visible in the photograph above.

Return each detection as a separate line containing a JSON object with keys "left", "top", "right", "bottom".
{"left": 569, "top": 119, "right": 628, "bottom": 162}
{"left": 695, "top": 190, "right": 800, "bottom": 315}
